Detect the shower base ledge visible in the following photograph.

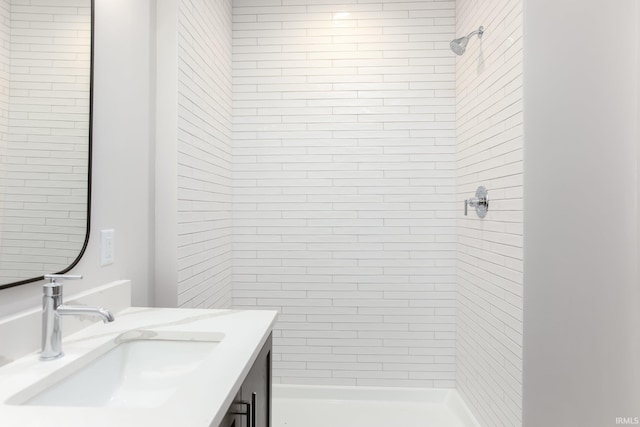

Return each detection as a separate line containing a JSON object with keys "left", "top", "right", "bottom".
{"left": 273, "top": 384, "right": 481, "bottom": 427}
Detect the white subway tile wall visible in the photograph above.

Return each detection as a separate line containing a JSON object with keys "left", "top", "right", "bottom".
{"left": 0, "top": 0, "right": 10, "bottom": 259}
{"left": 232, "top": 0, "right": 458, "bottom": 387}
{"left": 0, "top": 0, "right": 90, "bottom": 283}
{"left": 176, "top": 0, "right": 233, "bottom": 308}
{"left": 455, "top": 0, "right": 523, "bottom": 425}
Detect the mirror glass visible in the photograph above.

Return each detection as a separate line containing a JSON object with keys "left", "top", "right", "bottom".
{"left": 0, "top": 0, "right": 92, "bottom": 289}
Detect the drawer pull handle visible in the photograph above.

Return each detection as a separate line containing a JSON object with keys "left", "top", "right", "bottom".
{"left": 231, "top": 400, "right": 251, "bottom": 427}
{"left": 251, "top": 393, "right": 257, "bottom": 427}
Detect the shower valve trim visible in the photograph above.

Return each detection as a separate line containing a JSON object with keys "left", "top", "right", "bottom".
{"left": 464, "top": 186, "right": 489, "bottom": 218}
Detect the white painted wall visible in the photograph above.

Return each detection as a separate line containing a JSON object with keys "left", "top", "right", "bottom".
{"left": 0, "top": 0, "right": 154, "bottom": 316}
{"left": 454, "top": 1, "right": 524, "bottom": 426}
{"left": 154, "top": 0, "right": 178, "bottom": 309}
{"left": 523, "top": 0, "right": 640, "bottom": 426}
{"left": 232, "top": 0, "right": 458, "bottom": 387}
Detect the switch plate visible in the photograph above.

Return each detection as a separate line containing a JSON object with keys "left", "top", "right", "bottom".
{"left": 100, "top": 229, "right": 114, "bottom": 266}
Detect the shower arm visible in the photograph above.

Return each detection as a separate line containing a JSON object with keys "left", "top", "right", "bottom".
{"left": 466, "top": 27, "right": 484, "bottom": 40}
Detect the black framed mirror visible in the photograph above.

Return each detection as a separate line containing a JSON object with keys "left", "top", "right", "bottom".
{"left": 0, "top": 0, "right": 93, "bottom": 290}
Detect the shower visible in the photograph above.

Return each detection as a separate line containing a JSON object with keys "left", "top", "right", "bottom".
{"left": 450, "top": 26, "right": 484, "bottom": 55}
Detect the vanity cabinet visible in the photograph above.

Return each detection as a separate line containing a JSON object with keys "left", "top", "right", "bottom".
{"left": 218, "top": 334, "right": 272, "bottom": 427}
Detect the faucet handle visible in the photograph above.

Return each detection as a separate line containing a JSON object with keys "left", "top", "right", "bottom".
{"left": 43, "top": 275, "right": 82, "bottom": 294}
{"left": 44, "top": 274, "right": 82, "bottom": 284}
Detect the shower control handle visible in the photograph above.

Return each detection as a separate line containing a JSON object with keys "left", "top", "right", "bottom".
{"left": 465, "top": 198, "right": 476, "bottom": 216}
{"left": 464, "top": 186, "right": 489, "bottom": 218}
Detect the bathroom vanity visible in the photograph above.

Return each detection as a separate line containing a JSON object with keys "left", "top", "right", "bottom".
{"left": 0, "top": 305, "right": 276, "bottom": 427}
{"left": 220, "top": 334, "right": 272, "bottom": 427}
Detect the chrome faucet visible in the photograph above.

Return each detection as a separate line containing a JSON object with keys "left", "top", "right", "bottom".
{"left": 40, "top": 274, "right": 115, "bottom": 361}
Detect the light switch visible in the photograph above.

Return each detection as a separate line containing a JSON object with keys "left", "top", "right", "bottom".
{"left": 100, "top": 229, "right": 115, "bottom": 266}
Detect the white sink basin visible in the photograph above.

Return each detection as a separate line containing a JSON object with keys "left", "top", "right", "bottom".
{"left": 15, "top": 337, "right": 221, "bottom": 408}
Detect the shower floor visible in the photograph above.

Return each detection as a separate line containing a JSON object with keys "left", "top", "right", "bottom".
{"left": 272, "top": 385, "right": 480, "bottom": 427}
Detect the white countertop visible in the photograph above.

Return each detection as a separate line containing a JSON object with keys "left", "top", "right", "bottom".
{"left": 0, "top": 307, "right": 277, "bottom": 427}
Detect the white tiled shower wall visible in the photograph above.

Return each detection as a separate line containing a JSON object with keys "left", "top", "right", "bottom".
{"left": 0, "top": 0, "right": 90, "bottom": 283}
{"left": 232, "top": 0, "right": 459, "bottom": 387}
{"left": 455, "top": 0, "right": 523, "bottom": 426}
{"left": 176, "top": 0, "right": 233, "bottom": 308}
{"left": 0, "top": 0, "right": 9, "bottom": 264}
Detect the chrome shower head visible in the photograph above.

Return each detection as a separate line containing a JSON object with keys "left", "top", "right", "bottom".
{"left": 450, "top": 37, "right": 469, "bottom": 55}
{"left": 450, "top": 26, "right": 484, "bottom": 56}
